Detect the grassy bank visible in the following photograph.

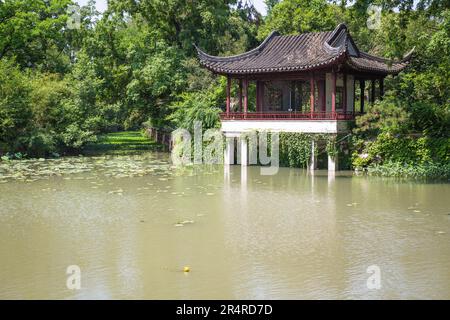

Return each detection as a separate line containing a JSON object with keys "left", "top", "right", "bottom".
{"left": 83, "top": 131, "right": 163, "bottom": 156}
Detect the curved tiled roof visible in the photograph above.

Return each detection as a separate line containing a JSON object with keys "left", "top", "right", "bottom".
{"left": 195, "top": 24, "right": 412, "bottom": 76}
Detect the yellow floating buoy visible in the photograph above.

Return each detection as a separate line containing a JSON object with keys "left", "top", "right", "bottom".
{"left": 183, "top": 266, "right": 190, "bottom": 273}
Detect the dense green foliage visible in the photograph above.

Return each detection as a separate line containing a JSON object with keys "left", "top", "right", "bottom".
{"left": 0, "top": 0, "right": 448, "bottom": 178}
{"left": 0, "top": 0, "right": 259, "bottom": 156}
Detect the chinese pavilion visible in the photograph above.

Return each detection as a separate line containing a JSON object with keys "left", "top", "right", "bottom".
{"left": 195, "top": 23, "right": 413, "bottom": 171}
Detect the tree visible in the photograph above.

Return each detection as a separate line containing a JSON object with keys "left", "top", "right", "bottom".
{"left": 0, "top": 0, "right": 73, "bottom": 72}
{"left": 258, "top": 0, "right": 341, "bottom": 39}
{"left": 0, "top": 59, "right": 32, "bottom": 152}
{"left": 108, "top": 0, "right": 238, "bottom": 55}
{"left": 264, "top": 0, "right": 280, "bottom": 14}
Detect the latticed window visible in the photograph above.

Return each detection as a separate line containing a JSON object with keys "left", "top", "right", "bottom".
{"left": 265, "top": 85, "right": 283, "bottom": 111}
{"left": 335, "top": 87, "right": 344, "bottom": 111}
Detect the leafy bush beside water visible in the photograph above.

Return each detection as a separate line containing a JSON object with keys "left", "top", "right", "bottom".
{"left": 351, "top": 99, "right": 449, "bottom": 180}
{"left": 367, "top": 162, "right": 450, "bottom": 180}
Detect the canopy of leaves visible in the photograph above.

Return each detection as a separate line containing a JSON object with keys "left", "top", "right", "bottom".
{"left": 0, "top": 0, "right": 448, "bottom": 166}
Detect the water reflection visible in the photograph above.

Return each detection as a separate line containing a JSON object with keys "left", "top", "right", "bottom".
{"left": 0, "top": 154, "right": 449, "bottom": 299}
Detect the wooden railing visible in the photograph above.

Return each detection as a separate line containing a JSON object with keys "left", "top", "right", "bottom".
{"left": 220, "top": 112, "right": 359, "bottom": 121}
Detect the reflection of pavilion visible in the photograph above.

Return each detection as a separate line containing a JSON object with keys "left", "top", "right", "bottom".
{"left": 196, "top": 24, "right": 412, "bottom": 171}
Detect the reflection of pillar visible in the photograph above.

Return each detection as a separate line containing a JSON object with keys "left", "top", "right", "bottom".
{"left": 328, "top": 170, "right": 335, "bottom": 183}
{"left": 241, "top": 138, "right": 248, "bottom": 167}
{"left": 241, "top": 165, "right": 247, "bottom": 188}
{"left": 224, "top": 161, "right": 231, "bottom": 182}
{"left": 309, "top": 140, "right": 317, "bottom": 171}
{"left": 224, "top": 136, "right": 234, "bottom": 165}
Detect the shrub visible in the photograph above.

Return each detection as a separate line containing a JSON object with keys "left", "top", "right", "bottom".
{"left": 368, "top": 161, "right": 450, "bottom": 180}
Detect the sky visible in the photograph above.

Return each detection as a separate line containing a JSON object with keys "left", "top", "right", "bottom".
{"left": 75, "top": 0, "right": 268, "bottom": 16}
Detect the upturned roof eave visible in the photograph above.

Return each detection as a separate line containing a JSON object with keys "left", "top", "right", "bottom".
{"left": 198, "top": 51, "right": 348, "bottom": 76}
{"left": 194, "top": 30, "right": 280, "bottom": 64}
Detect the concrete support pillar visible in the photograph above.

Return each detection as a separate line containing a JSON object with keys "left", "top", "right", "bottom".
{"left": 224, "top": 136, "right": 234, "bottom": 165}
{"left": 328, "top": 153, "right": 338, "bottom": 172}
{"left": 309, "top": 140, "right": 317, "bottom": 171}
{"left": 240, "top": 137, "right": 248, "bottom": 167}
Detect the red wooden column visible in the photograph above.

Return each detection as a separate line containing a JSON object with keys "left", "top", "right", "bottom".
{"left": 331, "top": 71, "right": 336, "bottom": 118}
{"left": 243, "top": 79, "right": 248, "bottom": 115}
{"left": 259, "top": 81, "right": 264, "bottom": 112}
{"left": 310, "top": 74, "right": 315, "bottom": 117}
{"left": 255, "top": 81, "right": 260, "bottom": 112}
{"left": 298, "top": 82, "right": 303, "bottom": 112}
{"left": 343, "top": 73, "right": 347, "bottom": 113}
{"left": 360, "top": 80, "right": 365, "bottom": 113}
{"left": 226, "top": 76, "right": 231, "bottom": 114}
{"left": 321, "top": 81, "right": 326, "bottom": 112}
{"left": 238, "top": 79, "right": 243, "bottom": 112}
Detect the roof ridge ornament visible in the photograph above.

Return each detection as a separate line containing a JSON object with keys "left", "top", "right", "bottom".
{"left": 402, "top": 47, "right": 415, "bottom": 62}
{"left": 326, "top": 23, "right": 348, "bottom": 45}
{"left": 322, "top": 23, "right": 359, "bottom": 57}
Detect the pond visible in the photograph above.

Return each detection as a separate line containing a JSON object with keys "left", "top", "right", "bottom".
{"left": 0, "top": 153, "right": 449, "bottom": 299}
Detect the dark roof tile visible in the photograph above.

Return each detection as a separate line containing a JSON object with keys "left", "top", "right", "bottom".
{"left": 195, "top": 24, "right": 412, "bottom": 76}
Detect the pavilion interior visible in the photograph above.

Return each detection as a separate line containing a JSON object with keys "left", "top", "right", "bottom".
{"left": 227, "top": 72, "right": 384, "bottom": 115}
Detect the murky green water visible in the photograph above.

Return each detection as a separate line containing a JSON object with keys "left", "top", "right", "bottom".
{"left": 0, "top": 153, "right": 449, "bottom": 299}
